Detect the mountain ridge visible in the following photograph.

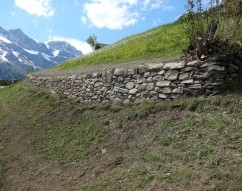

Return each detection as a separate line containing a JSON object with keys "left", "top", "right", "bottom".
{"left": 0, "top": 26, "right": 83, "bottom": 80}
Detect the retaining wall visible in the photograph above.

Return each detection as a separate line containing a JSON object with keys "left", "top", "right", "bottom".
{"left": 26, "top": 59, "right": 240, "bottom": 103}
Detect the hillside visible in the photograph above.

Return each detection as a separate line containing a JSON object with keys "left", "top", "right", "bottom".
{"left": 37, "top": 18, "right": 242, "bottom": 77}
{"left": 0, "top": 83, "right": 242, "bottom": 191}
{"left": 36, "top": 23, "right": 188, "bottom": 77}
{"left": 1, "top": 13, "right": 242, "bottom": 191}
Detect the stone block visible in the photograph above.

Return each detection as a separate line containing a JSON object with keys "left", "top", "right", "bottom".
{"left": 156, "top": 81, "right": 171, "bottom": 87}
{"left": 138, "top": 84, "right": 147, "bottom": 92}
{"left": 127, "top": 68, "right": 137, "bottom": 75}
{"left": 188, "top": 84, "right": 202, "bottom": 89}
{"left": 207, "top": 65, "right": 225, "bottom": 72}
{"left": 179, "top": 72, "right": 190, "bottom": 80}
{"left": 149, "top": 91, "right": 158, "bottom": 97}
{"left": 118, "top": 76, "right": 124, "bottom": 82}
{"left": 137, "top": 78, "right": 146, "bottom": 84}
{"left": 144, "top": 72, "right": 150, "bottom": 78}
{"left": 138, "top": 66, "right": 146, "bottom": 73}
{"left": 181, "top": 67, "right": 195, "bottom": 72}
{"left": 161, "top": 87, "right": 172, "bottom": 94}
{"left": 119, "top": 88, "right": 129, "bottom": 94}
{"left": 187, "top": 60, "right": 201, "bottom": 67}
{"left": 158, "top": 70, "right": 165, "bottom": 75}
{"left": 113, "top": 68, "right": 125, "bottom": 76}
{"left": 172, "top": 87, "right": 183, "bottom": 94}
{"left": 164, "top": 70, "right": 179, "bottom": 80}
{"left": 159, "top": 93, "right": 168, "bottom": 99}
{"left": 181, "top": 79, "right": 194, "bottom": 84}
{"left": 146, "top": 63, "right": 164, "bottom": 71}
{"left": 163, "top": 62, "right": 185, "bottom": 69}
{"left": 146, "top": 83, "right": 155, "bottom": 91}
{"left": 113, "top": 86, "right": 119, "bottom": 92}
{"left": 153, "top": 75, "right": 163, "bottom": 82}
{"left": 126, "top": 82, "right": 135, "bottom": 90}
{"left": 147, "top": 77, "right": 153, "bottom": 82}
{"left": 129, "top": 89, "right": 138, "bottom": 95}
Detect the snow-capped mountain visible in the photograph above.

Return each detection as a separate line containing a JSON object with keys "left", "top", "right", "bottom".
{"left": 0, "top": 26, "right": 83, "bottom": 80}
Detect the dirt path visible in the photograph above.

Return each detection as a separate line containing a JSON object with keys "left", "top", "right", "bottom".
{"left": 0, "top": 102, "right": 84, "bottom": 191}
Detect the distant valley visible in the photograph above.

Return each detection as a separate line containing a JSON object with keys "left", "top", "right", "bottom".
{"left": 0, "top": 26, "right": 83, "bottom": 80}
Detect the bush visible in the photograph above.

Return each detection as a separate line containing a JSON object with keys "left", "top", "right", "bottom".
{"left": 183, "top": 0, "right": 242, "bottom": 61}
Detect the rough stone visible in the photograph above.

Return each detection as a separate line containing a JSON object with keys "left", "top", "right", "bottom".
{"left": 95, "top": 82, "right": 103, "bottom": 87}
{"left": 181, "top": 79, "right": 194, "bottom": 84}
{"left": 200, "top": 62, "right": 210, "bottom": 68}
{"left": 119, "top": 88, "right": 129, "bottom": 94}
{"left": 187, "top": 60, "right": 201, "bottom": 67}
{"left": 127, "top": 68, "right": 137, "bottom": 75}
{"left": 210, "top": 82, "right": 223, "bottom": 86}
{"left": 113, "top": 86, "right": 119, "bottom": 92}
{"left": 138, "top": 84, "right": 147, "bottom": 92}
{"left": 163, "top": 62, "right": 185, "bottom": 69}
{"left": 179, "top": 72, "right": 190, "bottom": 80}
{"left": 101, "top": 87, "right": 107, "bottom": 92}
{"left": 194, "top": 72, "right": 210, "bottom": 79}
{"left": 207, "top": 65, "right": 225, "bottom": 72}
{"left": 146, "top": 83, "right": 155, "bottom": 91}
{"left": 188, "top": 84, "right": 202, "bottom": 89}
{"left": 140, "top": 90, "right": 149, "bottom": 97}
{"left": 149, "top": 91, "right": 158, "bottom": 97}
{"left": 129, "top": 89, "right": 138, "bottom": 95}
{"left": 172, "top": 87, "right": 183, "bottom": 94}
{"left": 159, "top": 93, "right": 168, "bottom": 99}
{"left": 147, "top": 77, "right": 153, "bottom": 82}
{"left": 106, "top": 72, "right": 113, "bottom": 83}
{"left": 137, "top": 78, "right": 146, "bottom": 84}
{"left": 118, "top": 76, "right": 124, "bottom": 82}
{"left": 138, "top": 66, "right": 146, "bottom": 74}
{"left": 147, "top": 63, "right": 164, "bottom": 71}
{"left": 164, "top": 70, "right": 179, "bottom": 80}
{"left": 144, "top": 72, "right": 150, "bottom": 78}
{"left": 125, "top": 82, "right": 135, "bottom": 90}
{"left": 150, "top": 71, "right": 158, "bottom": 76}
{"left": 158, "top": 70, "right": 165, "bottom": 75}
{"left": 113, "top": 98, "right": 123, "bottom": 102}
{"left": 156, "top": 81, "right": 171, "bottom": 87}
{"left": 161, "top": 87, "right": 172, "bottom": 94}
{"left": 153, "top": 75, "right": 163, "bottom": 82}
{"left": 113, "top": 68, "right": 124, "bottom": 76}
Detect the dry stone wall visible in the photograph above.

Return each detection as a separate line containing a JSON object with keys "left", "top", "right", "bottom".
{"left": 26, "top": 59, "right": 240, "bottom": 103}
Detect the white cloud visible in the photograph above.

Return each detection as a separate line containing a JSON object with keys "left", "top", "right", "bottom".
{"left": 82, "top": 0, "right": 174, "bottom": 29}
{"left": 82, "top": 0, "right": 139, "bottom": 30}
{"left": 14, "top": 0, "right": 54, "bottom": 17}
{"left": 47, "top": 36, "right": 93, "bottom": 55}
{"left": 81, "top": 16, "right": 88, "bottom": 24}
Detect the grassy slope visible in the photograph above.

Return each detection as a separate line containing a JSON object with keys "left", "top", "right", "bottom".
{"left": 61, "top": 23, "right": 187, "bottom": 68}
{"left": 0, "top": 83, "right": 242, "bottom": 190}
{"left": 37, "top": 18, "right": 242, "bottom": 77}
{"left": 36, "top": 23, "right": 188, "bottom": 76}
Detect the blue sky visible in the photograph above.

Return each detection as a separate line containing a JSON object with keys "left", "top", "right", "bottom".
{"left": 0, "top": 0, "right": 188, "bottom": 54}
